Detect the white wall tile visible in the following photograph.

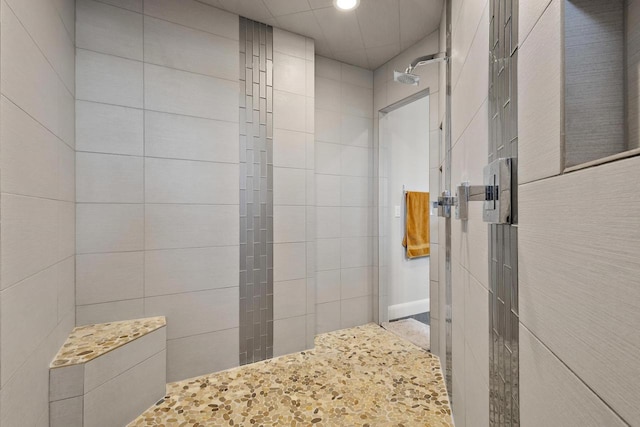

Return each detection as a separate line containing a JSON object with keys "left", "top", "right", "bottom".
{"left": 273, "top": 167, "right": 306, "bottom": 206}
{"left": 76, "top": 101, "right": 144, "bottom": 156}
{"left": 463, "top": 345, "right": 488, "bottom": 427}
{"left": 145, "top": 288, "right": 238, "bottom": 339}
{"left": 273, "top": 90, "right": 307, "bottom": 132}
{"left": 316, "top": 301, "right": 340, "bottom": 333}
{"left": 144, "top": 0, "right": 238, "bottom": 40}
{"left": 306, "top": 59, "right": 315, "bottom": 97}
{"left": 58, "top": 202, "right": 76, "bottom": 260}
{"left": 2, "top": 5, "right": 75, "bottom": 145}
{"left": 315, "top": 55, "right": 341, "bottom": 80}
{"left": 145, "top": 246, "right": 238, "bottom": 296}
{"left": 519, "top": 0, "right": 553, "bottom": 45}
{"left": 340, "top": 207, "right": 370, "bottom": 237}
{"left": 75, "top": 298, "right": 144, "bottom": 325}
{"left": 76, "top": 49, "right": 143, "bottom": 108}
{"left": 315, "top": 142, "right": 341, "bottom": 175}
{"left": 53, "top": 0, "right": 76, "bottom": 38}
{"left": 519, "top": 156, "right": 640, "bottom": 423}
{"left": 145, "top": 63, "right": 238, "bottom": 121}
{"left": 1, "top": 195, "right": 59, "bottom": 288}
{"left": 50, "top": 396, "right": 83, "bottom": 427}
{"left": 340, "top": 176, "right": 371, "bottom": 207}
{"left": 166, "top": 328, "right": 239, "bottom": 382}
{"left": 274, "top": 315, "right": 307, "bottom": 356}
{"left": 57, "top": 256, "right": 76, "bottom": 322}
{"left": 274, "top": 279, "right": 307, "bottom": 320}
{"left": 83, "top": 327, "right": 165, "bottom": 392}
{"left": 83, "top": 350, "right": 165, "bottom": 427}
{"left": 316, "top": 207, "right": 341, "bottom": 239}
{"left": 340, "top": 115, "right": 373, "bottom": 147}
{"left": 316, "top": 269, "right": 341, "bottom": 304}
{"left": 0, "top": 264, "right": 58, "bottom": 386}
{"left": 273, "top": 27, "right": 306, "bottom": 59}
{"left": 464, "top": 274, "right": 489, "bottom": 385}
{"left": 273, "top": 129, "right": 306, "bottom": 168}
{"left": 340, "top": 146, "right": 370, "bottom": 177}
{"left": 315, "top": 108, "right": 341, "bottom": 143}
{"left": 341, "top": 84, "right": 373, "bottom": 118}
{"left": 144, "top": 15, "right": 237, "bottom": 80}
{"left": 145, "top": 111, "right": 238, "bottom": 163}
{"left": 273, "top": 242, "right": 306, "bottom": 282}
{"left": 306, "top": 168, "right": 316, "bottom": 205}
{"left": 76, "top": 252, "right": 144, "bottom": 305}
{"left": 306, "top": 133, "right": 315, "bottom": 170}
{"left": 450, "top": 6, "right": 488, "bottom": 146}
{"left": 145, "top": 158, "right": 238, "bottom": 204}
{"left": 76, "top": 0, "right": 143, "bottom": 60}
{"left": 315, "top": 174, "right": 341, "bottom": 206}
{"left": 450, "top": 0, "right": 486, "bottom": 90}
{"left": 1, "top": 98, "right": 61, "bottom": 199}
{"left": 274, "top": 52, "right": 307, "bottom": 96}
{"left": 340, "top": 296, "right": 371, "bottom": 328}
{"left": 76, "top": 203, "right": 144, "bottom": 253}
{"left": 96, "top": 0, "right": 141, "bottom": 12}
{"left": 58, "top": 144, "right": 76, "bottom": 203}
{"left": 340, "top": 237, "right": 371, "bottom": 268}
{"left": 144, "top": 204, "right": 238, "bottom": 250}
{"left": 340, "top": 267, "right": 371, "bottom": 300}
{"left": 316, "top": 238, "right": 340, "bottom": 271}
{"left": 76, "top": 152, "right": 143, "bottom": 203}
{"left": 0, "top": 311, "right": 73, "bottom": 427}
{"left": 341, "top": 63, "right": 373, "bottom": 88}
{"left": 273, "top": 206, "right": 306, "bottom": 243}
{"left": 520, "top": 324, "right": 627, "bottom": 427}
{"left": 5, "top": 0, "right": 75, "bottom": 93}
{"left": 315, "top": 77, "right": 342, "bottom": 112}
{"left": 518, "top": 0, "right": 563, "bottom": 184}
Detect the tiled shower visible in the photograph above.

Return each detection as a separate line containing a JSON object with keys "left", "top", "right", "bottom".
{"left": 2, "top": 0, "right": 640, "bottom": 426}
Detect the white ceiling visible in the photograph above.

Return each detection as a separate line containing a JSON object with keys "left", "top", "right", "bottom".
{"left": 196, "top": 0, "right": 443, "bottom": 70}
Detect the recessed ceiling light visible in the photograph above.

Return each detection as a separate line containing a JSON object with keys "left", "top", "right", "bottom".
{"left": 334, "top": 0, "right": 360, "bottom": 11}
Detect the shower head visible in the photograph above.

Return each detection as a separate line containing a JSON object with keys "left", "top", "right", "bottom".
{"left": 393, "top": 52, "right": 448, "bottom": 85}
{"left": 394, "top": 70, "right": 420, "bottom": 86}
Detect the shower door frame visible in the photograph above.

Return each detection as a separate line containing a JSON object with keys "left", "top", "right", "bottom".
{"left": 375, "top": 89, "right": 432, "bottom": 326}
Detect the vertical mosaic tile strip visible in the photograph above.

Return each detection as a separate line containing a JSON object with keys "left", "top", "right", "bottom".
{"left": 239, "top": 17, "right": 274, "bottom": 365}
{"left": 489, "top": 0, "right": 519, "bottom": 425}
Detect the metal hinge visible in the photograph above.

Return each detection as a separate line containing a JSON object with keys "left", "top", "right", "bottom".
{"left": 435, "top": 191, "right": 457, "bottom": 218}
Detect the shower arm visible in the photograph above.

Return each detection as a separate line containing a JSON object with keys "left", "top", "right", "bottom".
{"left": 405, "top": 52, "right": 448, "bottom": 73}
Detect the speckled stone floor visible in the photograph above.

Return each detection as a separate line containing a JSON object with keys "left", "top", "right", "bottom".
{"left": 130, "top": 323, "right": 452, "bottom": 427}
{"left": 51, "top": 316, "right": 166, "bottom": 368}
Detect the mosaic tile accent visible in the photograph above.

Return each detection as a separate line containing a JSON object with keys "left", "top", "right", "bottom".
{"left": 50, "top": 317, "right": 166, "bottom": 368}
{"left": 239, "top": 17, "right": 274, "bottom": 365}
{"left": 130, "top": 323, "right": 453, "bottom": 426}
{"left": 489, "top": 0, "right": 520, "bottom": 425}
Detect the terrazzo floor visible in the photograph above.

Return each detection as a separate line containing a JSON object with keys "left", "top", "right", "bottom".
{"left": 130, "top": 323, "right": 452, "bottom": 427}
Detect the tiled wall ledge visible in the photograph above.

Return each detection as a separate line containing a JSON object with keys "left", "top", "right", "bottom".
{"left": 563, "top": 147, "right": 640, "bottom": 174}
{"left": 49, "top": 317, "right": 167, "bottom": 427}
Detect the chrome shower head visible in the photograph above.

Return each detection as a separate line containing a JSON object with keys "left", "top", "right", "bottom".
{"left": 393, "top": 52, "right": 448, "bottom": 85}
{"left": 394, "top": 70, "right": 420, "bottom": 86}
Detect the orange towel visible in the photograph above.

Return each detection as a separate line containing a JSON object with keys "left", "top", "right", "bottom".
{"left": 402, "top": 191, "right": 430, "bottom": 258}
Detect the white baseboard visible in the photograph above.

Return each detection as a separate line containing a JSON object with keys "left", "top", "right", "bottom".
{"left": 388, "top": 298, "right": 430, "bottom": 320}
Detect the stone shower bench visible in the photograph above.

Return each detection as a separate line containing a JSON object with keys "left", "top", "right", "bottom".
{"left": 49, "top": 316, "right": 167, "bottom": 427}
